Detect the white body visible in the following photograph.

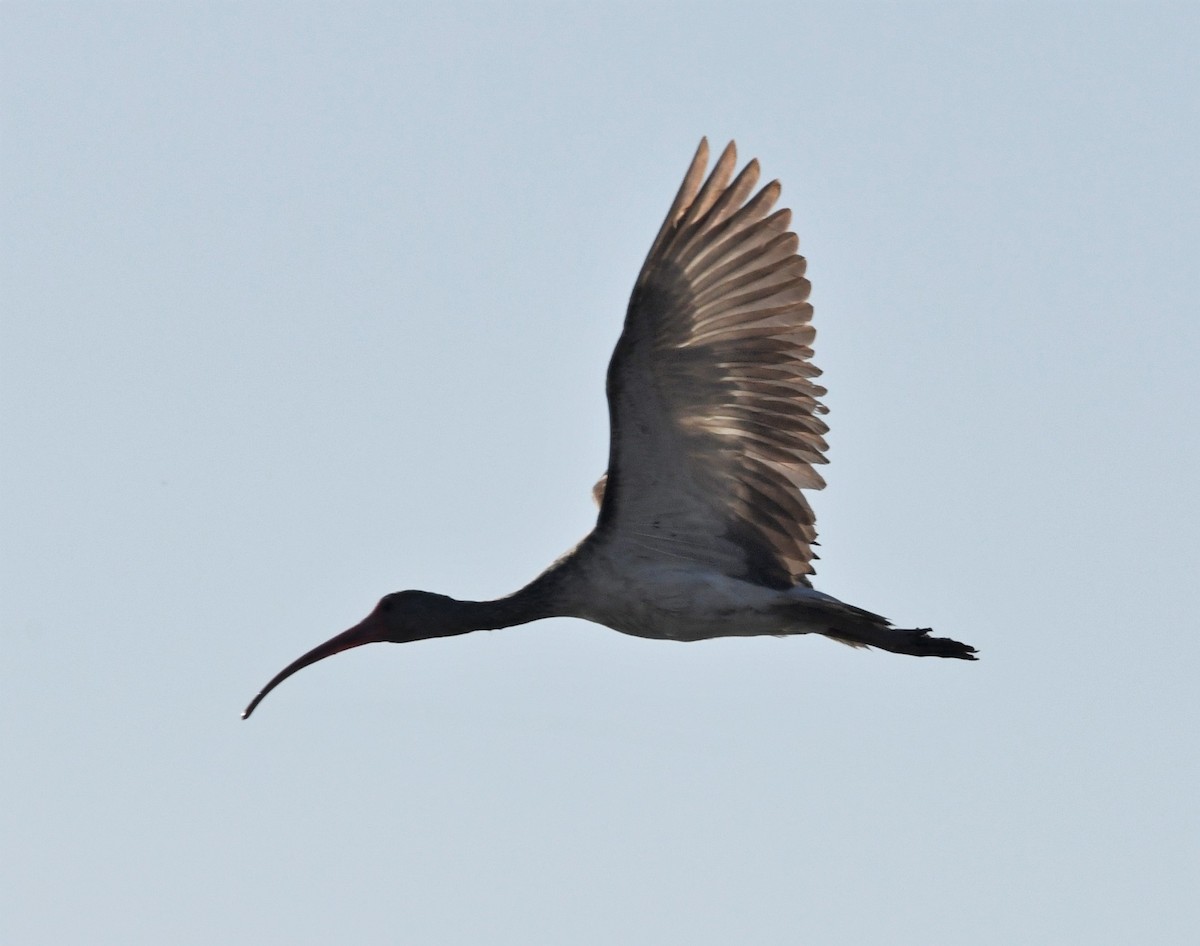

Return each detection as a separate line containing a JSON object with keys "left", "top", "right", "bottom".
{"left": 562, "top": 541, "right": 843, "bottom": 642}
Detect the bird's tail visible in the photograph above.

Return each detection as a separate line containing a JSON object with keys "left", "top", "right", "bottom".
{"left": 800, "top": 599, "right": 978, "bottom": 660}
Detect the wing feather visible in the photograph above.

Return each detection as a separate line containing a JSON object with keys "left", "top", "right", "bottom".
{"left": 595, "top": 139, "right": 829, "bottom": 588}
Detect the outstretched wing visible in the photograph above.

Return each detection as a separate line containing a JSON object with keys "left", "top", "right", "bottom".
{"left": 595, "top": 139, "right": 828, "bottom": 588}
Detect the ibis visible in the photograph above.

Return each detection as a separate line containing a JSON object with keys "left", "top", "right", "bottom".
{"left": 242, "top": 139, "right": 976, "bottom": 719}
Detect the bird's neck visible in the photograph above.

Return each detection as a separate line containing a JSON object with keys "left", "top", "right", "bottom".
{"left": 446, "top": 575, "right": 562, "bottom": 634}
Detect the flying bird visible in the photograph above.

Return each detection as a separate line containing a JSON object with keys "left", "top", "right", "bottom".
{"left": 242, "top": 139, "right": 976, "bottom": 719}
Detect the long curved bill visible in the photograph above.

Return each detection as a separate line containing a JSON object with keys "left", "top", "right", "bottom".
{"left": 242, "top": 616, "right": 383, "bottom": 719}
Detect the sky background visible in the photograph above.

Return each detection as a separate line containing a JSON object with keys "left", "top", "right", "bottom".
{"left": 3, "top": 3, "right": 1197, "bottom": 943}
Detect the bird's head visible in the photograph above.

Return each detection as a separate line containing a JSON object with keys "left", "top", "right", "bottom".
{"left": 241, "top": 589, "right": 456, "bottom": 719}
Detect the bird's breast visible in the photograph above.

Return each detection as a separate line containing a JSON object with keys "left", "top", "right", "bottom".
{"left": 563, "top": 552, "right": 797, "bottom": 641}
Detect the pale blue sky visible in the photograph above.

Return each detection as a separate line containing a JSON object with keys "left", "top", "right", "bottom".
{"left": 3, "top": 4, "right": 1197, "bottom": 943}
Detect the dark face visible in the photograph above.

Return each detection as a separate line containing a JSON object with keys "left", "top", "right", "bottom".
{"left": 374, "top": 590, "right": 457, "bottom": 640}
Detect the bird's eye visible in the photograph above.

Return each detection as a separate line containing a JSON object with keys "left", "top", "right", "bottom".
{"left": 379, "top": 596, "right": 395, "bottom": 613}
